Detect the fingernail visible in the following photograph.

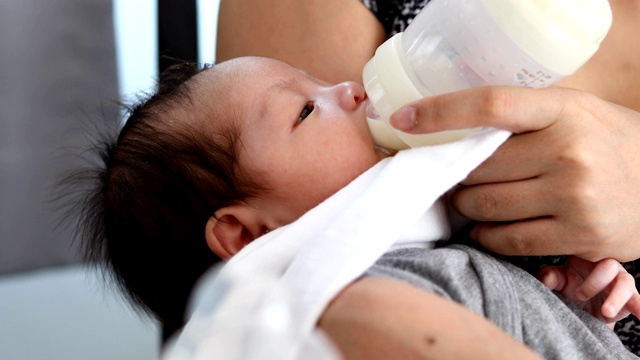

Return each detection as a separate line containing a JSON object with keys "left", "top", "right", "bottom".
{"left": 576, "top": 290, "right": 587, "bottom": 301}
{"left": 390, "top": 106, "right": 416, "bottom": 131}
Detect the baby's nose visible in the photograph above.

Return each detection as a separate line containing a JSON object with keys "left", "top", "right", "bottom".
{"left": 333, "top": 81, "right": 366, "bottom": 110}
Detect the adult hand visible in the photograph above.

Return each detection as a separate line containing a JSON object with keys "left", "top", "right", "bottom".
{"left": 390, "top": 86, "right": 640, "bottom": 262}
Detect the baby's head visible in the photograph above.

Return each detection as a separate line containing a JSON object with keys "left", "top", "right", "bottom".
{"left": 78, "top": 56, "right": 386, "bottom": 328}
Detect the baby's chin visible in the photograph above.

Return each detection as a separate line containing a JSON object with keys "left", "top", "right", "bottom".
{"left": 374, "top": 144, "right": 396, "bottom": 159}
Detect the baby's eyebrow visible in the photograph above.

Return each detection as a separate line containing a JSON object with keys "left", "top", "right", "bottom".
{"left": 260, "top": 77, "right": 299, "bottom": 117}
{"left": 268, "top": 78, "right": 297, "bottom": 94}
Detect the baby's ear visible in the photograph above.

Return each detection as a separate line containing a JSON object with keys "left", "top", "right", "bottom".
{"left": 205, "top": 206, "right": 261, "bottom": 259}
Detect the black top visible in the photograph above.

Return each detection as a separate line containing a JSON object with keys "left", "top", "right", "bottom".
{"left": 362, "top": 0, "right": 432, "bottom": 36}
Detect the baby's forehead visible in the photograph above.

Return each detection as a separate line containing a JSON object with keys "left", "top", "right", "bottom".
{"left": 196, "top": 56, "right": 294, "bottom": 88}
{"left": 187, "top": 56, "right": 297, "bottom": 134}
{"left": 191, "top": 61, "right": 253, "bottom": 106}
{"left": 197, "top": 57, "right": 260, "bottom": 82}
{"left": 185, "top": 64, "right": 248, "bottom": 133}
{"left": 191, "top": 64, "right": 234, "bottom": 95}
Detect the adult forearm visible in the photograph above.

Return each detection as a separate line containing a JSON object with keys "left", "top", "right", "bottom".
{"left": 216, "top": 0, "right": 386, "bottom": 84}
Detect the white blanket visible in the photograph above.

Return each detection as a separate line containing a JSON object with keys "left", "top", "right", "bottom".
{"left": 162, "top": 128, "right": 511, "bottom": 360}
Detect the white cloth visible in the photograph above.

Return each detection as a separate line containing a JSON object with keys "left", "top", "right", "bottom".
{"left": 162, "top": 128, "right": 511, "bottom": 360}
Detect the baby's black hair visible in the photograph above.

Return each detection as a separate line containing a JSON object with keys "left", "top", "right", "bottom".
{"left": 65, "top": 62, "right": 262, "bottom": 330}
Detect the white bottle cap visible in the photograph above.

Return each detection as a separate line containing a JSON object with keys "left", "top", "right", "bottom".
{"left": 364, "top": 34, "right": 420, "bottom": 150}
{"left": 364, "top": 34, "right": 480, "bottom": 150}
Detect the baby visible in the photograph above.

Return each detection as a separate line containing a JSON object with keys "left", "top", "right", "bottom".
{"left": 73, "top": 56, "right": 640, "bottom": 334}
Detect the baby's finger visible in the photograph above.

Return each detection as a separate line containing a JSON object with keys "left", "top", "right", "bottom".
{"left": 575, "top": 259, "right": 620, "bottom": 300}
{"left": 601, "top": 273, "right": 638, "bottom": 319}
{"left": 537, "top": 266, "right": 565, "bottom": 291}
{"left": 623, "top": 292, "right": 640, "bottom": 319}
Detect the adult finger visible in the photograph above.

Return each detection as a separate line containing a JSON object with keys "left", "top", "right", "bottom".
{"left": 452, "top": 178, "right": 555, "bottom": 222}
{"left": 461, "top": 127, "right": 553, "bottom": 185}
{"left": 389, "top": 86, "right": 572, "bottom": 134}
{"left": 470, "top": 218, "right": 588, "bottom": 258}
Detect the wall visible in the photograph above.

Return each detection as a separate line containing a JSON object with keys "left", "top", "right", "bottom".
{"left": 0, "top": 1, "right": 219, "bottom": 358}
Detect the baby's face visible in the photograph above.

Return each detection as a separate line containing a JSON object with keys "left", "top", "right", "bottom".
{"left": 196, "top": 57, "right": 387, "bottom": 226}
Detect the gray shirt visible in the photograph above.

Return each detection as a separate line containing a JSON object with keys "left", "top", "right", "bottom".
{"left": 365, "top": 245, "right": 638, "bottom": 359}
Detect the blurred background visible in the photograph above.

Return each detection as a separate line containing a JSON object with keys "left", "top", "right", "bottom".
{"left": 0, "top": 0, "right": 219, "bottom": 358}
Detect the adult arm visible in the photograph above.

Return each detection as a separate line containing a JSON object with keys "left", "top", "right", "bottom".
{"left": 216, "top": 0, "right": 386, "bottom": 84}
{"left": 318, "top": 276, "right": 543, "bottom": 360}
{"left": 390, "top": 86, "right": 640, "bottom": 262}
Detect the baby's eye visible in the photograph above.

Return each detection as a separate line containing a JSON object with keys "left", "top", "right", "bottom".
{"left": 297, "top": 101, "right": 315, "bottom": 124}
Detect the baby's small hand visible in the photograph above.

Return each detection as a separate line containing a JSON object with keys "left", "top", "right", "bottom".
{"left": 538, "top": 256, "right": 640, "bottom": 328}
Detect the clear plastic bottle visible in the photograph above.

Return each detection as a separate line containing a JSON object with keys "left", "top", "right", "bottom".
{"left": 364, "top": 0, "right": 612, "bottom": 150}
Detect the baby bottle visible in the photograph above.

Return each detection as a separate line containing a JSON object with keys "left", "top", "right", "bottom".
{"left": 363, "top": 0, "right": 612, "bottom": 150}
